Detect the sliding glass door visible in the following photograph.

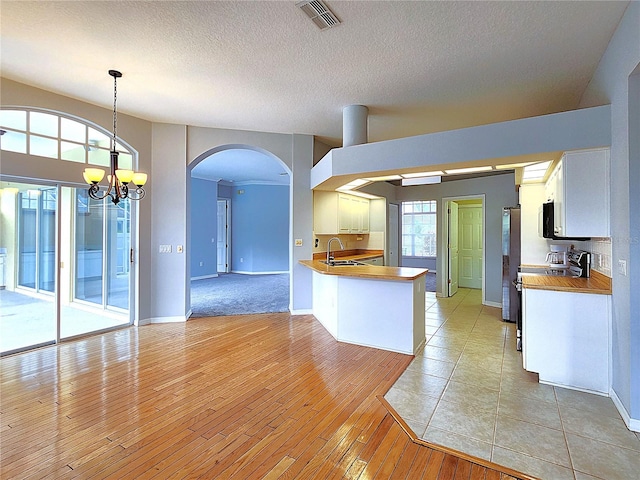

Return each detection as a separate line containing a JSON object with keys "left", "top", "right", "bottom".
{"left": 60, "top": 188, "right": 130, "bottom": 339}
{"left": 0, "top": 181, "right": 133, "bottom": 355}
{"left": 0, "top": 184, "right": 57, "bottom": 353}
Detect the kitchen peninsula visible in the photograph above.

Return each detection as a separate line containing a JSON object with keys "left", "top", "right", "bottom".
{"left": 300, "top": 259, "right": 428, "bottom": 355}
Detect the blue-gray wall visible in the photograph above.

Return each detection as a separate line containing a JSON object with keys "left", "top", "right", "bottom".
{"left": 190, "top": 178, "right": 218, "bottom": 279}
{"left": 231, "top": 184, "right": 289, "bottom": 273}
{"left": 579, "top": 1, "right": 640, "bottom": 426}
{"left": 395, "top": 173, "right": 517, "bottom": 306}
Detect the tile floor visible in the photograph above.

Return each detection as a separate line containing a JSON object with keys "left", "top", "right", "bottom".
{"left": 384, "top": 288, "right": 640, "bottom": 480}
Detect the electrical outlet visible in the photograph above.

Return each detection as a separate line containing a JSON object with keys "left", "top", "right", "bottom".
{"left": 295, "top": 238, "right": 303, "bottom": 246}
{"left": 199, "top": 261, "right": 203, "bottom": 267}
{"left": 159, "top": 244, "right": 171, "bottom": 253}
{"left": 315, "top": 238, "right": 319, "bottom": 247}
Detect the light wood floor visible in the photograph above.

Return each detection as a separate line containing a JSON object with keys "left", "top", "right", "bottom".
{"left": 1, "top": 313, "right": 524, "bottom": 479}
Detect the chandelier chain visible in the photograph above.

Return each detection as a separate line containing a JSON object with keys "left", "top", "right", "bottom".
{"left": 112, "top": 74, "right": 118, "bottom": 150}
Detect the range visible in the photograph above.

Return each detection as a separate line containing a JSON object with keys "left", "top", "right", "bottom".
{"left": 511, "top": 249, "right": 591, "bottom": 351}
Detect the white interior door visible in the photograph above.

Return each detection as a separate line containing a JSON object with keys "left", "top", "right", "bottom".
{"left": 388, "top": 203, "right": 399, "bottom": 267}
{"left": 448, "top": 201, "right": 459, "bottom": 296}
{"left": 216, "top": 200, "right": 229, "bottom": 273}
{"left": 458, "top": 205, "right": 483, "bottom": 289}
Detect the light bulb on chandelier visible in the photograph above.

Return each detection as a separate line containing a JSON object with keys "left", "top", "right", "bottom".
{"left": 83, "top": 70, "right": 147, "bottom": 204}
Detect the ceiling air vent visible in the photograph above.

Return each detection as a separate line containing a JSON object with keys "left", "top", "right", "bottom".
{"left": 296, "top": 0, "right": 341, "bottom": 31}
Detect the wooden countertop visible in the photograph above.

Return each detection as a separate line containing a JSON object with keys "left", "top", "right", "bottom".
{"left": 312, "top": 249, "right": 384, "bottom": 261}
{"left": 521, "top": 269, "right": 612, "bottom": 295}
{"left": 299, "top": 259, "right": 428, "bottom": 281}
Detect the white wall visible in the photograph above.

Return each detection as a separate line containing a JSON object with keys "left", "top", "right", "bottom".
{"left": 519, "top": 184, "right": 554, "bottom": 266}
{"left": 579, "top": 1, "right": 640, "bottom": 427}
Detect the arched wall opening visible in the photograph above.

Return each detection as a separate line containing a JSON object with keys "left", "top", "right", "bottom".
{"left": 186, "top": 144, "right": 292, "bottom": 316}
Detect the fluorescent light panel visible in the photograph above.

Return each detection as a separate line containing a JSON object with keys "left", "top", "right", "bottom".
{"left": 495, "top": 162, "right": 535, "bottom": 170}
{"left": 444, "top": 166, "right": 493, "bottom": 175}
{"left": 363, "top": 174, "right": 402, "bottom": 181}
{"left": 401, "top": 171, "right": 444, "bottom": 178}
{"left": 402, "top": 176, "right": 442, "bottom": 186}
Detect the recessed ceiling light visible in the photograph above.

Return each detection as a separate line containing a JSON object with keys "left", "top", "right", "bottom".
{"left": 444, "top": 166, "right": 493, "bottom": 175}
{"left": 402, "top": 171, "right": 444, "bottom": 178}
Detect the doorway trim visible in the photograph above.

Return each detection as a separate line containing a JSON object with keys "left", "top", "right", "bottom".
{"left": 440, "top": 194, "right": 486, "bottom": 304}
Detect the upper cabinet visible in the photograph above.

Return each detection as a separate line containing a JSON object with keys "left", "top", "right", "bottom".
{"left": 547, "top": 147, "right": 610, "bottom": 238}
{"left": 314, "top": 191, "right": 370, "bottom": 234}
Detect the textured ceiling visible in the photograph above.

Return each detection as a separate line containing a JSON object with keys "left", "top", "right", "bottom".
{"left": 0, "top": 1, "right": 629, "bottom": 183}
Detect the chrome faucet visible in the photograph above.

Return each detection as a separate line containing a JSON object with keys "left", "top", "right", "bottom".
{"left": 326, "top": 237, "right": 344, "bottom": 264}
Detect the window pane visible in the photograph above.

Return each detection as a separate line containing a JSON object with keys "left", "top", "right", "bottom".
{"left": 39, "top": 189, "right": 57, "bottom": 293}
{"left": 61, "top": 117, "right": 86, "bottom": 143}
{"left": 0, "top": 130, "right": 27, "bottom": 153}
{"left": 30, "top": 111, "right": 58, "bottom": 137}
{"left": 61, "top": 141, "right": 86, "bottom": 163}
{"left": 88, "top": 147, "right": 111, "bottom": 167}
{"left": 75, "top": 191, "right": 104, "bottom": 305}
{"left": 117, "top": 152, "right": 132, "bottom": 170}
{"left": 30, "top": 135, "right": 58, "bottom": 158}
{"left": 401, "top": 201, "right": 437, "bottom": 258}
{"left": 88, "top": 128, "right": 111, "bottom": 149}
{"left": 0, "top": 110, "right": 27, "bottom": 130}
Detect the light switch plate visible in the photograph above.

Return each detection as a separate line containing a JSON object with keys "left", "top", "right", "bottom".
{"left": 618, "top": 259, "right": 627, "bottom": 276}
{"left": 177, "top": 245, "right": 184, "bottom": 253}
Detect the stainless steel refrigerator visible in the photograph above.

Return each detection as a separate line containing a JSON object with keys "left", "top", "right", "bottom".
{"left": 502, "top": 206, "right": 521, "bottom": 322}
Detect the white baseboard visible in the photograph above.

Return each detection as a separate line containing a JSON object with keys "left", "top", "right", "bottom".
{"left": 230, "top": 270, "right": 289, "bottom": 275}
{"left": 191, "top": 274, "right": 218, "bottom": 281}
{"left": 483, "top": 300, "right": 501, "bottom": 308}
{"left": 144, "top": 315, "right": 188, "bottom": 324}
{"left": 291, "top": 309, "right": 313, "bottom": 315}
{"left": 610, "top": 388, "right": 640, "bottom": 432}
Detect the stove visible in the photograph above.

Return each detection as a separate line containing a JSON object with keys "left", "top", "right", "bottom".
{"left": 511, "top": 249, "right": 591, "bottom": 352}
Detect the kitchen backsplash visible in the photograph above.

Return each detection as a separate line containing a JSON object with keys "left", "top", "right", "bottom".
{"left": 313, "top": 232, "right": 385, "bottom": 254}
{"left": 576, "top": 238, "right": 612, "bottom": 277}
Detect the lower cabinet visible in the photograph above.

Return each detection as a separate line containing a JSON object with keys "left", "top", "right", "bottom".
{"left": 522, "top": 288, "right": 610, "bottom": 394}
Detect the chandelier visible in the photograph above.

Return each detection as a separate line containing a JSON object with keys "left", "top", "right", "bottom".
{"left": 82, "top": 70, "right": 147, "bottom": 204}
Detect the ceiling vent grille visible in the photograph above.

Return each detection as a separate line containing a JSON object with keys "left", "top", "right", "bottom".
{"left": 296, "top": 0, "right": 341, "bottom": 30}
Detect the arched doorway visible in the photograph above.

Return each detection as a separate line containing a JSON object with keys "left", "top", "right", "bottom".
{"left": 187, "top": 145, "right": 291, "bottom": 317}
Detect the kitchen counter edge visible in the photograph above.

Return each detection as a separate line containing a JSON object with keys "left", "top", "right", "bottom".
{"left": 521, "top": 269, "right": 612, "bottom": 295}
{"left": 299, "top": 260, "right": 428, "bottom": 281}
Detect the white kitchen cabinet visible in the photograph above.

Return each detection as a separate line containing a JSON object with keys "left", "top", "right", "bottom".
{"left": 522, "top": 287, "right": 610, "bottom": 394}
{"left": 314, "top": 191, "right": 370, "bottom": 234}
{"left": 549, "top": 148, "right": 610, "bottom": 238}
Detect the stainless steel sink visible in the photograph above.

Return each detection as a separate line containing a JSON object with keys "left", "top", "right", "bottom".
{"left": 321, "top": 260, "right": 365, "bottom": 266}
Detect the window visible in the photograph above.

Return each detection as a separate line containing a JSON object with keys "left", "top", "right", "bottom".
{"left": 0, "top": 108, "right": 133, "bottom": 167}
{"left": 402, "top": 200, "right": 437, "bottom": 257}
